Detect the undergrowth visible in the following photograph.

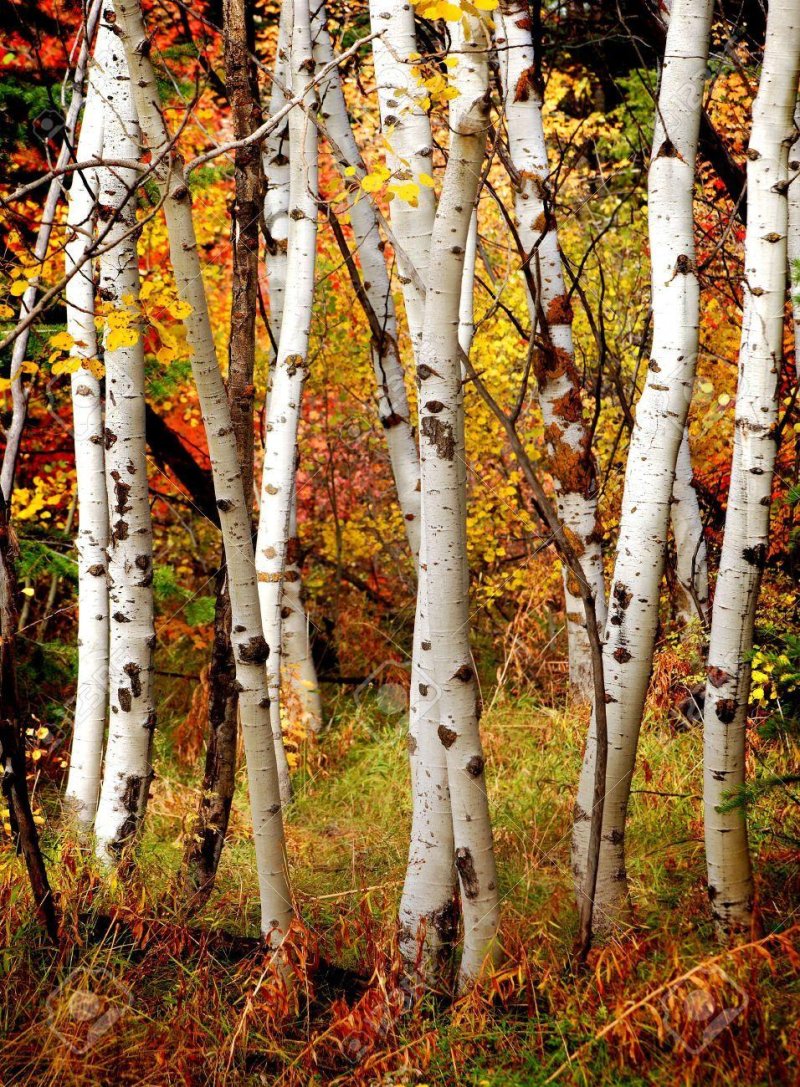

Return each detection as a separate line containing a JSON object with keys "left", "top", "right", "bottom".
{"left": 0, "top": 684, "right": 798, "bottom": 1085}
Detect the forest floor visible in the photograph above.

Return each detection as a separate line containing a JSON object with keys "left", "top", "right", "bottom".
{"left": 1, "top": 681, "right": 798, "bottom": 1086}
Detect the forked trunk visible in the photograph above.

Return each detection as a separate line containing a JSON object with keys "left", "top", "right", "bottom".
{"left": 703, "top": 0, "right": 800, "bottom": 935}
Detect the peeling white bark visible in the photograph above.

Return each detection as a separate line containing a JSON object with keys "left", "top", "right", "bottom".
{"left": 256, "top": 0, "right": 319, "bottom": 804}
{"left": 703, "top": 1, "right": 800, "bottom": 934}
{"left": 418, "top": 16, "right": 499, "bottom": 985}
{"left": 92, "top": 20, "right": 156, "bottom": 860}
{"left": 572, "top": 0, "right": 714, "bottom": 927}
{"left": 495, "top": 0, "right": 606, "bottom": 699}
{"left": 64, "top": 25, "right": 112, "bottom": 827}
{"left": 111, "top": 0, "right": 292, "bottom": 937}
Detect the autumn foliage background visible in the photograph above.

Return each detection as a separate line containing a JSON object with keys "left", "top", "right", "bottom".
{"left": 0, "top": 0, "right": 799, "bottom": 1083}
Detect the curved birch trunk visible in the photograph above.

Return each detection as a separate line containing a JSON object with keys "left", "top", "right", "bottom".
{"left": 255, "top": 0, "right": 319, "bottom": 804}
{"left": 572, "top": 0, "right": 714, "bottom": 927}
{"left": 92, "top": 22, "right": 156, "bottom": 860}
{"left": 672, "top": 430, "right": 709, "bottom": 624}
{"left": 281, "top": 494, "right": 323, "bottom": 731}
{"left": 64, "top": 24, "right": 112, "bottom": 827}
{"left": 703, "top": 2, "right": 800, "bottom": 935}
{"left": 312, "top": 8, "right": 421, "bottom": 559}
{"left": 111, "top": 0, "right": 292, "bottom": 937}
{"left": 495, "top": 0, "right": 606, "bottom": 700}
{"left": 419, "top": 16, "right": 499, "bottom": 985}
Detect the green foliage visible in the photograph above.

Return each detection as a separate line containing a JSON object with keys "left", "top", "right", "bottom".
{"left": 184, "top": 596, "right": 215, "bottom": 627}
{"left": 18, "top": 538, "right": 77, "bottom": 584}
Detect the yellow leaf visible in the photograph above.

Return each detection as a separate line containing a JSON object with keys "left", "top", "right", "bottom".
{"left": 21, "top": 586, "right": 35, "bottom": 597}
{"left": 106, "top": 327, "right": 139, "bottom": 351}
{"left": 361, "top": 173, "right": 385, "bottom": 193}
{"left": 171, "top": 300, "right": 193, "bottom": 320}
{"left": 418, "top": 172, "right": 435, "bottom": 187}
{"left": 51, "top": 358, "right": 82, "bottom": 376}
{"left": 10, "top": 279, "right": 30, "bottom": 296}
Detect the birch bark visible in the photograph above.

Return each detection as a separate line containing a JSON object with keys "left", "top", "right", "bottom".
{"left": 788, "top": 104, "right": 800, "bottom": 381}
{"left": 92, "top": 20, "right": 156, "bottom": 859}
{"left": 703, "top": 1, "right": 800, "bottom": 934}
{"left": 418, "top": 15, "right": 499, "bottom": 984}
{"left": 571, "top": 0, "right": 714, "bottom": 927}
{"left": 64, "top": 24, "right": 112, "bottom": 827}
{"left": 366, "top": 0, "right": 457, "bottom": 968}
{"left": 111, "top": 0, "right": 292, "bottom": 937}
{"left": 495, "top": 0, "right": 606, "bottom": 700}
{"left": 255, "top": 0, "right": 319, "bottom": 803}
{"left": 312, "top": 8, "right": 421, "bottom": 558}
{"left": 1, "top": 0, "right": 102, "bottom": 502}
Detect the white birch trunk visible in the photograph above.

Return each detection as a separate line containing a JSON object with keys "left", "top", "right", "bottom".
{"left": 1, "top": 0, "right": 102, "bottom": 503}
{"left": 255, "top": 0, "right": 319, "bottom": 804}
{"left": 418, "top": 16, "right": 499, "bottom": 985}
{"left": 262, "top": 10, "right": 323, "bottom": 736}
{"left": 64, "top": 24, "right": 112, "bottom": 827}
{"left": 368, "top": 0, "right": 436, "bottom": 353}
{"left": 366, "top": 0, "right": 456, "bottom": 967}
{"left": 672, "top": 430, "right": 709, "bottom": 624}
{"left": 111, "top": 0, "right": 292, "bottom": 937}
{"left": 787, "top": 103, "right": 800, "bottom": 381}
{"left": 572, "top": 0, "right": 714, "bottom": 927}
{"left": 703, "top": 2, "right": 800, "bottom": 934}
{"left": 495, "top": 0, "right": 607, "bottom": 700}
{"left": 312, "top": 8, "right": 421, "bottom": 559}
{"left": 92, "top": 21, "right": 156, "bottom": 859}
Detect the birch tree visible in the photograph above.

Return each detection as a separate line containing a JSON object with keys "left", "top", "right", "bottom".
{"left": 495, "top": 0, "right": 607, "bottom": 699}
{"left": 111, "top": 0, "right": 292, "bottom": 937}
{"left": 672, "top": 431, "right": 709, "bottom": 624}
{"left": 312, "top": 7, "right": 422, "bottom": 559}
{"left": 788, "top": 104, "right": 800, "bottom": 381}
{"left": 185, "top": 0, "right": 266, "bottom": 892}
{"left": 703, "top": 0, "right": 800, "bottom": 934}
{"left": 571, "top": 0, "right": 714, "bottom": 927}
{"left": 91, "top": 22, "right": 156, "bottom": 860}
{"left": 63, "top": 24, "right": 112, "bottom": 827}
{"left": 417, "top": 14, "right": 500, "bottom": 984}
{"left": 256, "top": 0, "right": 319, "bottom": 803}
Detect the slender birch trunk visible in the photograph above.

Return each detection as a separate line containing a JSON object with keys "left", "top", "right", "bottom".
{"left": 366, "top": 0, "right": 457, "bottom": 968}
{"left": 572, "top": 0, "right": 714, "bottom": 927}
{"left": 92, "top": 24, "right": 157, "bottom": 860}
{"left": 419, "top": 16, "right": 499, "bottom": 985}
{"left": 262, "top": 11, "right": 323, "bottom": 735}
{"left": 368, "top": 0, "right": 436, "bottom": 353}
{"left": 495, "top": 0, "right": 606, "bottom": 699}
{"left": 64, "top": 24, "right": 112, "bottom": 827}
{"left": 672, "top": 431, "right": 709, "bottom": 624}
{"left": 185, "top": 0, "right": 264, "bottom": 893}
{"left": 787, "top": 103, "right": 800, "bottom": 381}
{"left": 255, "top": 0, "right": 319, "bottom": 803}
{"left": 1, "top": 0, "right": 102, "bottom": 503}
{"left": 111, "top": 0, "right": 292, "bottom": 937}
{"left": 312, "top": 8, "right": 421, "bottom": 559}
{"left": 703, "top": 2, "right": 800, "bottom": 935}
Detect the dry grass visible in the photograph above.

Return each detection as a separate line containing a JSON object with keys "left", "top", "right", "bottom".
{"left": 0, "top": 684, "right": 798, "bottom": 1085}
